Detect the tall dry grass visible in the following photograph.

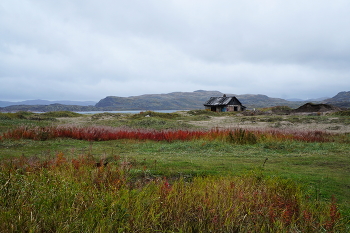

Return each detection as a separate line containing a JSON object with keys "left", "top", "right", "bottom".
{"left": 0, "top": 152, "right": 345, "bottom": 232}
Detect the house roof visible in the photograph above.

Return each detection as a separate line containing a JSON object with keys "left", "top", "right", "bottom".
{"left": 204, "top": 96, "right": 243, "bottom": 106}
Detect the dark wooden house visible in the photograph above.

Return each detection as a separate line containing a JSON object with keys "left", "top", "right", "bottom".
{"left": 204, "top": 95, "right": 246, "bottom": 112}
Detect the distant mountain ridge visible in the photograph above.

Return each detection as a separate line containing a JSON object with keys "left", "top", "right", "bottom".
{"left": 324, "top": 91, "right": 350, "bottom": 108}
{"left": 287, "top": 97, "right": 329, "bottom": 102}
{"left": 95, "top": 90, "right": 225, "bottom": 110}
{"left": 0, "top": 90, "right": 349, "bottom": 112}
{"left": 0, "top": 104, "right": 97, "bottom": 112}
{"left": 92, "top": 90, "right": 311, "bottom": 110}
{"left": 0, "top": 100, "right": 97, "bottom": 107}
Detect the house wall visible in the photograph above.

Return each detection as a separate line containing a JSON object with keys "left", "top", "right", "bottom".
{"left": 211, "top": 106, "right": 223, "bottom": 112}
{"left": 205, "top": 106, "right": 214, "bottom": 111}
{"left": 206, "top": 105, "right": 243, "bottom": 112}
{"left": 205, "top": 106, "right": 224, "bottom": 112}
{"left": 227, "top": 105, "right": 243, "bottom": 111}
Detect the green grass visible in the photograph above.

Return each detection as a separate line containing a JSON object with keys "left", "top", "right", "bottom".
{"left": 331, "top": 110, "right": 350, "bottom": 116}
{"left": 40, "top": 111, "right": 83, "bottom": 117}
{"left": 1, "top": 138, "right": 349, "bottom": 209}
{"left": 130, "top": 110, "right": 182, "bottom": 119}
{"left": 0, "top": 119, "right": 53, "bottom": 134}
{"left": 1, "top": 111, "right": 350, "bottom": 231}
{"left": 0, "top": 153, "right": 346, "bottom": 232}
{"left": 187, "top": 109, "right": 238, "bottom": 116}
{"left": 74, "top": 111, "right": 196, "bottom": 129}
{"left": 0, "top": 111, "right": 81, "bottom": 120}
{"left": 125, "top": 117, "right": 194, "bottom": 130}
{"left": 232, "top": 114, "right": 350, "bottom": 127}
{"left": 0, "top": 111, "right": 83, "bottom": 133}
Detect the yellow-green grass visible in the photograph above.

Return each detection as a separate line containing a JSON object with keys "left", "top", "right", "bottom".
{"left": 0, "top": 152, "right": 346, "bottom": 232}
{"left": 1, "top": 138, "right": 349, "bottom": 217}
{"left": 1, "top": 111, "right": 349, "bottom": 231}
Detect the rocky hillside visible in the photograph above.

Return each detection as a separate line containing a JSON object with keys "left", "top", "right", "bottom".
{"left": 95, "top": 90, "right": 224, "bottom": 110}
{"left": 233, "top": 94, "right": 306, "bottom": 109}
{"left": 324, "top": 91, "right": 350, "bottom": 108}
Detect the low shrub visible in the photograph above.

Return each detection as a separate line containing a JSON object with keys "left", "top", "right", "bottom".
{"left": 0, "top": 111, "right": 61, "bottom": 121}
{"left": 126, "top": 117, "right": 193, "bottom": 130}
{"left": 0, "top": 113, "right": 12, "bottom": 120}
{"left": 0, "top": 112, "right": 34, "bottom": 120}
{"left": 187, "top": 110, "right": 238, "bottom": 116}
{"left": 261, "top": 106, "right": 293, "bottom": 113}
{"left": 227, "top": 128, "right": 258, "bottom": 144}
{"left": 331, "top": 110, "right": 350, "bottom": 116}
{"left": 90, "top": 112, "right": 123, "bottom": 120}
{"left": 41, "top": 111, "right": 83, "bottom": 117}
{"left": 130, "top": 111, "right": 181, "bottom": 120}
{"left": 28, "top": 116, "right": 58, "bottom": 121}
{"left": 187, "top": 110, "right": 218, "bottom": 116}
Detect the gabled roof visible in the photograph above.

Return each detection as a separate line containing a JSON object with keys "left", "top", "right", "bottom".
{"left": 204, "top": 96, "right": 243, "bottom": 106}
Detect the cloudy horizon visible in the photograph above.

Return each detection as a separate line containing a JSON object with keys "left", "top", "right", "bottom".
{"left": 1, "top": 0, "right": 349, "bottom": 101}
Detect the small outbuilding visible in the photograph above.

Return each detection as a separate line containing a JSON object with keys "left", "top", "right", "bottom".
{"left": 204, "top": 95, "right": 246, "bottom": 112}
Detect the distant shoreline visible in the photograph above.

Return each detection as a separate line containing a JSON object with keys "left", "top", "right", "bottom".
{"left": 74, "top": 110, "right": 186, "bottom": 114}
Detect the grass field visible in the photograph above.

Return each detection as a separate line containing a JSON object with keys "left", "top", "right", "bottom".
{"left": 0, "top": 110, "right": 349, "bottom": 232}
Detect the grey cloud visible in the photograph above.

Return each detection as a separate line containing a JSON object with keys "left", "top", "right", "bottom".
{"left": 0, "top": 0, "right": 349, "bottom": 101}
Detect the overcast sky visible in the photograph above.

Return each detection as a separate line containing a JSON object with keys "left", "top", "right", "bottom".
{"left": 1, "top": 0, "right": 350, "bottom": 101}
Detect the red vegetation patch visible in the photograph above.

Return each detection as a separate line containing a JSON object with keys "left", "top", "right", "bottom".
{"left": 1, "top": 125, "right": 334, "bottom": 143}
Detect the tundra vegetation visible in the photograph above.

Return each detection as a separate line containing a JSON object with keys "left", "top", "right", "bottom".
{"left": 0, "top": 110, "right": 349, "bottom": 232}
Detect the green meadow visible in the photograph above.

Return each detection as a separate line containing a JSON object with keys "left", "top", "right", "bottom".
{"left": 0, "top": 111, "right": 349, "bottom": 232}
